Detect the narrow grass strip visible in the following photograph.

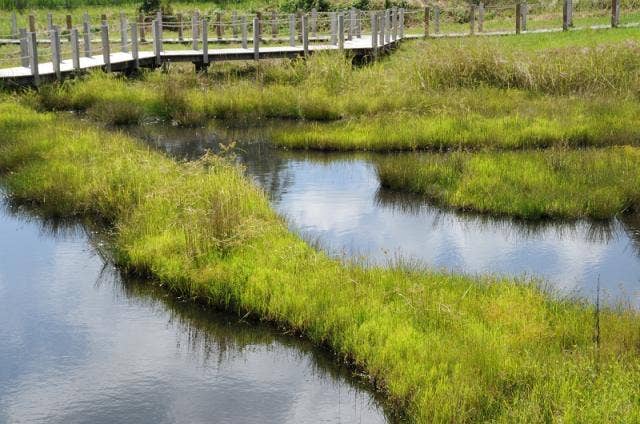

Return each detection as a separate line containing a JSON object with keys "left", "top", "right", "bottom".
{"left": 2, "top": 100, "right": 640, "bottom": 422}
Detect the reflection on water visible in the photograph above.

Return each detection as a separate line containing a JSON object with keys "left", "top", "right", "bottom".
{"left": 133, "top": 124, "right": 640, "bottom": 307}
{"left": 0, "top": 199, "right": 390, "bottom": 424}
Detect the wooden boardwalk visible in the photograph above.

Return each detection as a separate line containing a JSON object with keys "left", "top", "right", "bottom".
{"left": 0, "top": 2, "right": 635, "bottom": 87}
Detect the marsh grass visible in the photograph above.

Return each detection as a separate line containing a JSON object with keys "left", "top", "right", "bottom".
{"left": 376, "top": 148, "right": 640, "bottom": 220}
{"left": 2, "top": 98, "right": 640, "bottom": 422}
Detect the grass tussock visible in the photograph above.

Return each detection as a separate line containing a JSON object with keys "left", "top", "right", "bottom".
{"left": 376, "top": 148, "right": 640, "bottom": 220}
{"left": 2, "top": 99, "right": 640, "bottom": 422}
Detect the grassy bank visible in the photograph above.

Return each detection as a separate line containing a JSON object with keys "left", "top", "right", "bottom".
{"left": 376, "top": 148, "right": 640, "bottom": 220}
{"left": 26, "top": 29, "right": 640, "bottom": 147}
{"left": 3, "top": 98, "right": 640, "bottom": 422}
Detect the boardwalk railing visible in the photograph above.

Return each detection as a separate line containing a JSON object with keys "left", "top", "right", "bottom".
{"left": 1, "top": 1, "right": 638, "bottom": 86}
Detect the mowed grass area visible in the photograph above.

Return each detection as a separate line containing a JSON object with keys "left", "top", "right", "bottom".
{"left": 376, "top": 148, "right": 640, "bottom": 220}
{"left": 3, "top": 98, "right": 640, "bottom": 422}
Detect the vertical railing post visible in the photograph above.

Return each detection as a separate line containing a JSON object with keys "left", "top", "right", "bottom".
{"left": 28, "top": 31, "right": 40, "bottom": 86}
{"left": 356, "top": 9, "right": 362, "bottom": 38}
{"left": 434, "top": 6, "right": 440, "bottom": 34}
{"left": 337, "top": 13, "right": 344, "bottom": 50}
{"left": 19, "top": 28, "right": 29, "bottom": 67}
{"left": 289, "top": 14, "right": 295, "bottom": 46}
{"left": 562, "top": 0, "right": 569, "bottom": 31}
{"left": 65, "top": 14, "right": 72, "bottom": 41}
{"left": 478, "top": 2, "right": 484, "bottom": 32}
{"left": 371, "top": 11, "right": 378, "bottom": 57}
{"left": 10, "top": 12, "right": 18, "bottom": 38}
{"left": 192, "top": 14, "right": 199, "bottom": 49}
{"left": 379, "top": 12, "right": 385, "bottom": 46}
{"left": 177, "top": 13, "right": 184, "bottom": 41}
{"left": 152, "top": 19, "right": 161, "bottom": 66}
{"left": 232, "top": 10, "right": 238, "bottom": 38}
{"left": 156, "top": 10, "right": 163, "bottom": 41}
{"left": 120, "top": 13, "right": 128, "bottom": 53}
{"left": 521, "top": 3, "right": 528, "bottom": 31}
{"left": 28, "top": 15, "right": 36, "bottom": 33}
{"left": 384, "top": 9, "right": 390, "bottom": 43}
{"left": 470, "top": 5, "right": 475, "bottom": 35}
{"left": 348, "top": 8, "right": 354, "bottom": 41}
{"left": 50, "top": 26, "right": 61, "bottom": 80}
{"left": 202, "top": 18, "right": 209, "bottom": 65}
{"left": 241, "top": 15, "right": 248, "bottom": 48}
{"left": 399, "top": 8, "right": 404, "bottom": 39}
{"left": 47, "top": 13, "right": 53, "bottom": 30}
{"left": 391, "top": 7, "right": 397, "bottom": 42}
{"left": 302, "top": 14, "right": 309, "bottom": 56}
{"left": 270, "top": 10, "right": 277, "bottom": 39}
{"left": 217, "top": 12, "right": 224, "bottom": 40}
{"left": 138, "top": 13, "right": 146, "bottom": 42}
{"left": 424, "top": 6, "right": 430, "bottom": 37}
{"left": 71, "top": 27, "right": 80, "bottom": 71}
{"left": 515, "top": 2, "right": 522, "bottom": 34}
{"left": 253, "top": 17, "right": 260, "bottom": 60}
{"left": 101, "top": 24, "right": 111, "bottom": 72}
{"left": 130, "top": 22, "right": 139, "bottom": 69}
{"left": 311, "top": 8, "right": 318, "bottom": 38}
{"left": 83, "top": 20, "right": 91, "bottom": 57}
{"left": 330, "top": 12, "right": 337, "bottom": 45}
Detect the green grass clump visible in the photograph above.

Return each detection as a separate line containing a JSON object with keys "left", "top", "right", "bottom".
{"left": 376, "top": 148, "right": 640, "bottom": 220}
{"left": 2, "top": 99, "right": 640, "bottom": 422}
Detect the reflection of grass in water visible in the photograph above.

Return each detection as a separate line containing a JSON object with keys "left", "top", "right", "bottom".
{"left": 3, "top": 100, "right": 640, "bottom": 422}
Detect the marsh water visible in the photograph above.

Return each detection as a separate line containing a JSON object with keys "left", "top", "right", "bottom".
{"left": 135, "top": 124, "right": 640, "bottom": 307}
{"left": 0, "top": 198, "right": 390, "bottom": 423}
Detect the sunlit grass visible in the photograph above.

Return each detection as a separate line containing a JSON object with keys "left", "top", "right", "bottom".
{"left": 2, "top": 99, "right": 640, "bottom": 422}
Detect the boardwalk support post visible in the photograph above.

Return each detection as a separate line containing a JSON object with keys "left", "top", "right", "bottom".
{"left": 101, "top": 24, "right": 111, "bottom": 72}
{"left": 28, "top": 32, "right": 40, "bottom": 86}
{"left": 253, "top": 17, "right": 260, "bottom": 60}
{"left": 71, "top": 28, "right": 80, "bottom": 71}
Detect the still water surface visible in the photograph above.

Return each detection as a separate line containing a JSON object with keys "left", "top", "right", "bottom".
{"left": 0, "top": 200, "right": 389, "bottom": 423}
{"left": 136, "top": 124, "right": 640, "bottom": 307}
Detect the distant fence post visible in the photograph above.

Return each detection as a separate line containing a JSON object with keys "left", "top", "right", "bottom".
{"left": 515, "top": 2, "right": 521, "bottom": 34}
{"left": 434, "top": 6, "right": 440, "bottom": 34}
{"left": 202, "top": 18, "right": 209, "bottom": 65}
{"left": 338, "top": 13, "right": 344, "bottom": 50}
{"left": 521, "top": 3, "right": 528, "bottom": 31}
{"left": 302, "top": 14, "right": 309, "bottom": 56}
{"left": 130, "top": 22, "right": 139, "bottom": 69}
{"left": 424, "top": 6, "right": 430, "bottom": 37}
{"left": 253, "top": 17, "right": 260, "bottom": 60}
{"left": 50, "top": 26, "right": 61, "bottom": 80}
{"left": 71, "top": 27, "right": 80, "bottom": 71}
{"left": 177, "top": 13, "right": 184, "bottom": 41}
{"left": 83, "top": 19, "right": 91, "bottom": 57}
{"left": 470, "top": 4, "right": 475, "bottom": 35}
{"left": 28, "top": 31, "right": 40, "bottom": 86}
{"left": 330, "top": 12, "right": 337, "bottom": 45}
{"left": 241, "top": 15, "right": 248, "bottom": 48}
{"left": 66, "top": 14, "right": 72, "bottom": 40}
{"left": 562, "top": 0, "right": 569, "bottom": 31}
{"left": 101, "top": 24, "right": 111, "bottom": 72}
{"left": 478, "top": 2, "right": 484, "bottom": 32}
{"left": 47, "top": 13, "right": 53, "bottom": 30}
{"left": 138, "top": 14, "right": 146, "bottom": 42}
{"left": 28, "top": 15, "right": 36, "bottom": 33}
{"left": 218, "top": 12, "right": 224, "bottom": 40}
{"left": 289, "top": 14, "right": 295, "bottom": 46}
{"left": 19, "top": 28, "right": 29, "bottom": 67}
{"left": 612, "top": 0, "right": 620, "bottom": 27}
